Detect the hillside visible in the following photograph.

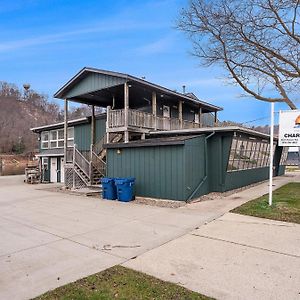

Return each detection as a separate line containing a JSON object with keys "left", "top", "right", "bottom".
{"left": 0, "top": 82, "right": 62, "bottom": 154}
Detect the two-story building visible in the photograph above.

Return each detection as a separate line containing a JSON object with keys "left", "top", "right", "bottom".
{"left": 31, "top": 67, "right": 288, "bottom": 201}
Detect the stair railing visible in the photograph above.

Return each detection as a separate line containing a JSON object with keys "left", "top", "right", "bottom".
{"left": 91, "top": 150, "right": 106, "bottom": 177}
{"left": 73, "top": 144, "right": 91, "bottom": 180}
{"left": 93, "top": 135, "right": 106, "bottom": 155}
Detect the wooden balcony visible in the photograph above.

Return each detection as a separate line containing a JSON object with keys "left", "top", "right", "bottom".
{"left": 107, "top": 108, "right": 203, "bottom": 132}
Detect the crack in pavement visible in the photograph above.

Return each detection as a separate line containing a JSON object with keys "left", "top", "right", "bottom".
{"left": 190, "top": 233, "right": 300, "bottom": 259}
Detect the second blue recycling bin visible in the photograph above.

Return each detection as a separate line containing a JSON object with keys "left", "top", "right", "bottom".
{"left": 101, "top": 177, "right": 117, "bottom": 200}
{"left": 114, "top": 177, "right": 135, "bottom": 202}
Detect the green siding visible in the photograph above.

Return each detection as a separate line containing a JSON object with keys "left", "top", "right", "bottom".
{"left": 278, "top": 165, "right": 286, "bottom": 176}
{"left": 65, "top": 73, "right": 126, "bottom": 98}
{"left": 107, "top": 145, "right": 186, "bottom": 200}
{"left": 224, "top": 167, "right": 269, "bottom": 191}
{"left": 95, "top": 118, "right": 106, "bottom": 142}
{"left": 74, "top": 117, "right": 106, "bottom": 151}
{"left": 106, "top": 133, "right": 286, "bottom": 201}
{"left": 74, "top": 123, "right": 91, "bottom": 151}
{"left": 184, "top": 136, "right": 207, "bottom": 199}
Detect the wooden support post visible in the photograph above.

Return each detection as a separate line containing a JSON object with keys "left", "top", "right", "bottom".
{"left": 124, "top": 82, "right": 129, "bottom": 143}
{"left": 91, "top": 105, "right": 95, "bottom": 146}
{"left": 152, "top": 91, "right": 157, "bottom": 130}
{"left": 179, "top": 100, "right": 183, "bottom": 129}
{"left": 199, "top": 107, "right": 202, "bottom": 128}
{"left": 64, "top": 99, "right": 68, "bottom": 165}
{"left": 214, "top": 111, "right": 218, "bottom": 124}
{"left": 106, "top": 106, "right": 111, "bottom": 144}
{"left": 72, "top": 144, "right": 76, "bottom": 189}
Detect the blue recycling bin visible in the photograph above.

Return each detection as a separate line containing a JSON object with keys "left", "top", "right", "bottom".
{"left": 101, "top": 177, "right": 117, "bottom": 200}
{"left": 114, "top": 177, "right": 135, "bottom": 202}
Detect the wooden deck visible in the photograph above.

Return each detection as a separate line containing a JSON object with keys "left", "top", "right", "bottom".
{"left": 107, "top": 108, "right": 204, "bottom": 132}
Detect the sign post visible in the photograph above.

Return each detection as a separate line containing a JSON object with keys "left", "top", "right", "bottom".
{"left": 269, "top": 103, "right": 274, "bottom": 206}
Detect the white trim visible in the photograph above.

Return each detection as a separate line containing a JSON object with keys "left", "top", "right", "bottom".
{"left": 31, "top": 117, "right": 88, "bottom": 132}
{"left": 149, "top": 126, "right": 275, "bottom": 140}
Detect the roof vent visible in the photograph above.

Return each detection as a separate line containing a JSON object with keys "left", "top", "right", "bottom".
{"left": 182, "top": 85, "right": 186, "bottom": 94}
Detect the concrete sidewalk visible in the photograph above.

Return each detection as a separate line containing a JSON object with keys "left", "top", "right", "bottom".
{"left": 125, "top": 174, "right": 300, "bottom": 300}
{"left": 0, "top": 173, "right": 299, "bottom": 299}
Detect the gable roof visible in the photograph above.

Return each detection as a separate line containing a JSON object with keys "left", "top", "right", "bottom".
{"left": 54, "top": 67, "right": 223, "bottom": 112}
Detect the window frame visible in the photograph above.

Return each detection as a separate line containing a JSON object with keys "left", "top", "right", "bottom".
{"left": 41, "top": 131, "right": 49, "bottom": 149}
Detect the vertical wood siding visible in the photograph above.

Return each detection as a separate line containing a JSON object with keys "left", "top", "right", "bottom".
{"left": 65, "top": 73, "right": 125, "bottom": 99}
{"left": 107, "top": 144, "right": 186, "bottom": 200}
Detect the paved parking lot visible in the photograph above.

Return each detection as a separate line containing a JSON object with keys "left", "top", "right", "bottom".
{"left": 0, "top": 175, "right": 218, "bottom": 300}
{"left": 1, "top": 174, "right": 299, "bottom": 300}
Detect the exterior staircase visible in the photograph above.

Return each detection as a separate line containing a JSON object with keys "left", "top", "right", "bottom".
{"left": 71, "top": 133, "right": 123, "bottom": 189}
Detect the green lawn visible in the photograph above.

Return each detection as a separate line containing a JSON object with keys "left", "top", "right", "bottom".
{"left": 231, "top": 182, "right": 300, "bottom": 224}
{"left": 34, "top": 266, "right": 213, "bottom": 300}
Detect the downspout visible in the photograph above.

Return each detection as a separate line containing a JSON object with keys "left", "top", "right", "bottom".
{"left": 186, "top": 131, "right": 215, "bottom": 202}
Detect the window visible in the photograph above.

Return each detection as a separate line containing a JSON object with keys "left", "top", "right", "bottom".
{"left": 67, "top": 127, "right": 74, "bottom": 147}
{"left": 41, "top": 127, "right": 74, "bottom": 149}
{"left": 227, "top": 134, "right": 277, "bottom": 172}
{"left": 280, "top": 147, "right": 289, "bottom": 165}
{"left": 41, "top": 132, "right": 49, "bottom": 149}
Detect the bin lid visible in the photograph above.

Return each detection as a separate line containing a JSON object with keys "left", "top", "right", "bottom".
{"left": 114, "top": 177, "right": 135, "bottom": 184}
{"left": 101, "top": 177, "right": 114, "bottom": 183}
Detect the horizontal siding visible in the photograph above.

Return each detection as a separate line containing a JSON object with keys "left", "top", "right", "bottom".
{"left": 107, "top": 145, "right": 186, "bottom": 200}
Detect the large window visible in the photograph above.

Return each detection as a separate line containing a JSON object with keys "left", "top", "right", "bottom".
{"left": 40, "top": 127, "right": 74, "bottom": 149}
{"left": 227, "top": 134, "right": 276, "bottom": 172}
{"left": 280, "top": 147, "right": 289, "bottom": 165}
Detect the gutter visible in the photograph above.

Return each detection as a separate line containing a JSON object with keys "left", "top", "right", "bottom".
{"left": 186, "top": 131, "right": 215, "bottom": 202}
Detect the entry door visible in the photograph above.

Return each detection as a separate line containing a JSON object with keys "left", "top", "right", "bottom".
{"left": 163, "top": 105, "right": 170, "bottom": 129}
{"left": 50, "top": 158, "right": 58, "bottom": 183}
{"left": 60, "top": 157, "right": 65, "bottom": 183}
{"left": 194, "top": 113, "right": 200, "bottom": 124}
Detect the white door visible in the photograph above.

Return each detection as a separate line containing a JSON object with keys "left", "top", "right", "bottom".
{"left": 50, "top": 157, "right": 58, "bottom": 183}
{"left": 163, "top": 105, "right": 170, "bottom": 130}
{"left": 194, "top": 113, "right": 199, "bottom": 124}
{"left": 60, "top": 157, "right": 65, "bottom": 183}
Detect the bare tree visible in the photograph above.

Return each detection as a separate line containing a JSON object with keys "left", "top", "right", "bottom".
{"left": 178, "top": 0, "right": 300, "bottom": 109}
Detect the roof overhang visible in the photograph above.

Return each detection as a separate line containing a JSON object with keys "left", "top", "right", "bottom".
{"left": 54, "top": 67, "right": 223, "bottom": 112}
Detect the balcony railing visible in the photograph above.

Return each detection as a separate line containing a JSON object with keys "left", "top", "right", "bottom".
{"left": 107, "top": 108, "right": 206, "bottom": 131}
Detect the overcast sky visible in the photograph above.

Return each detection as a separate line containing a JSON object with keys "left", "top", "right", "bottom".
{"left": 0, "top": 0, "right": 295, "bottom": 125}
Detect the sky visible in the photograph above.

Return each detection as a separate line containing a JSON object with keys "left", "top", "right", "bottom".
{"left": 0, "top": 0, "right": 296, "bottom": 126}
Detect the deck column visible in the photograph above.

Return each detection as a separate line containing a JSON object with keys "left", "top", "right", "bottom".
{"left": 152, "top": 91, "right": 157, "bottom": 130}
{"left": 199, "top": 107, "right": 202, "bottom": 128}
{"left": 124, "top": 82, "right": 129, "bottom": 143}
{"left": 179, "top": 100, "right": 183, "bottom": 129}
{"left": 91, "top": 105, "right": 95, "bottom": 146}
{"left": 214, "top": 111, "right": 218, "bottom": 124}
{"left": 63, "top": 99, "right": 68, "bottom": 164}
{"left": 106, "top": 106, "right": 111, "bottom": 144}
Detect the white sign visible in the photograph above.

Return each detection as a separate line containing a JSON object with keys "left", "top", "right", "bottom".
{"left": 279, "top": 110, "right": 300, "bottom": 146}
